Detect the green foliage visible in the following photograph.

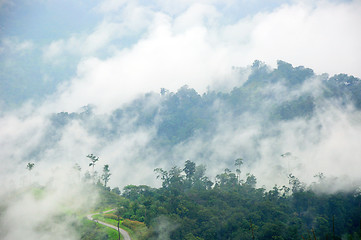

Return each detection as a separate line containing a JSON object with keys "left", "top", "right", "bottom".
{"left": 271, "top": 95, "right": 315, "bottom": 120}
{"left": 94, "top": 185, "right": 124, "bottom": 210}
{"left": 183, "top": 160, "right": 196, "bottom": 180}
{"left": 78, "top": 218, "right": 120, "bottom": 240}
{"left": 156, "top": 85, "right": 212, "bottom": 145}
{"left": 84, "top": 161, "right": 361, "bottom": 240}
{"left": 111, "top": 187, "right": 121, "bottom": 195}
{"left": 103, "top": 213, "right": 121, "bottom": 221}
{"left": 113, "top": 161, "right": 361, "bottom": 240}
{"left": 122, "top": 219, "right": 146, "bottom": 231}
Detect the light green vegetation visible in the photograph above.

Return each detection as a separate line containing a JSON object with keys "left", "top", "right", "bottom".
{"left": 31, "top": 186, "right": 46, "bottom": 200}
{"left": 79, "top": 218, "right": 121, "bottom": 240}
{"left": 92, "top": 212, "right": 147, "bottom": 240}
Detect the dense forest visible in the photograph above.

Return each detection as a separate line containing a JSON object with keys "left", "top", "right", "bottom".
{"left": 79, "top": 158, "right": 361, "bottom": 240}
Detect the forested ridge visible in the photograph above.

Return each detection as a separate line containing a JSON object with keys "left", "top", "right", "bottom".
{"left": 50, "top": 60, "right": 361, "bottom": 148}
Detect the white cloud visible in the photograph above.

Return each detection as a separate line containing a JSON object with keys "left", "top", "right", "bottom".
{"left": 96, "top": 0, "right": 128, "bottom": 13}
{"left": 0, "top": 38, "right": 34, "bottom": 54}
{"left": 43, "top": 21, "right": 122, "bottom": 61}
{"left": 244, "top": 0, "right": 361, "bottom": 76}
{"left": 0, "top": 164, "right": 98, "bottom": 240}
{"left": 0, "top": 113, "right": 47, "bottom": 175}
{"left": 43, "top": 2, "right": 155, "bottom": 62}
{"left": 45, "top": 11, "right": 234, "bottom": 113}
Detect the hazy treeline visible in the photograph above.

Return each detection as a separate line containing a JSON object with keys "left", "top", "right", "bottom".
{"left": 50, "top": 60, "right": 361, "bottom": 147}
{"left": 40, "top": 60, "right": 361, "bottom": 189}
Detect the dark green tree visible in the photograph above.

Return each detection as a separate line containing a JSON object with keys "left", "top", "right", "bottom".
{"left": 235, "top": 158, "right": 243, "bottom": 183}
{"left": 26, "top": 162, "right": 35, "bottom": 171}
{"left": 184, "top": 160, "right": 196, "bottom": 180}
{"left": 87, "top": 154, "right": 99, "bottom": 171}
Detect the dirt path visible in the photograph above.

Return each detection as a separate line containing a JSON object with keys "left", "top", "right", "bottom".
{"left": 86, "top": 209, "right": 131, "bottom": 240}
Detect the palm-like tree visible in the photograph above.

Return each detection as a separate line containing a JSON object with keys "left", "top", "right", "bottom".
{"left": 87, "top": 154, "right": 100, "bottom": 183}
{"left": 26, "top": 162, "right": 35, "bottom": 171}
{"left": 87, "top": 154, "right": 99, "bottom": 172}
{"left": 26, "top": 162, "right": 35, "bottom": 184}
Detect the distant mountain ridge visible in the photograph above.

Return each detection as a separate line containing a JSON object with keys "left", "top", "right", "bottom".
{"left": 50, "top": 60, "right": 361, "bottom": 146}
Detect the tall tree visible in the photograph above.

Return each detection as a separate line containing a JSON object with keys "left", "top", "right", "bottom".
{"left": 87, "top": 154, "right": 99, "bottom": 183}
{"left": 154, "top": 168, "right": 170, "bottom": 188}
{"left": 235, "top": 158, "right": 243, "bottom": 183}
{"left": 102, "top": 164, "right": 111, "bottom": 187}
{"left": 183, "top": 160, "right": 196, "bottom": 180}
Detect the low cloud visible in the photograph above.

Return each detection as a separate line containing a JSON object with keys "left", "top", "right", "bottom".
{"left": 2, "top": 62, "right": 361, "bottom": 192}
{"left": 0, "top": 164, "right": 98, "bottom": 240}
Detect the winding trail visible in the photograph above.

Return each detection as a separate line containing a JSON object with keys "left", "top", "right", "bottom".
{"left": 87, "top": 209, "right": 131, "bottom": 240}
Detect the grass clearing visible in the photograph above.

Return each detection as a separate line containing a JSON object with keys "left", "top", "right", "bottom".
{"left": 81, "top": 218, "right": 122, "bottom": 240}
{"left": 92, "top": 212, "right": 148, "bottom": 240}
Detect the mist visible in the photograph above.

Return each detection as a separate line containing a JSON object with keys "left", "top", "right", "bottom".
{"left": 2, "top": 62, "right": 360, "bottom": 192}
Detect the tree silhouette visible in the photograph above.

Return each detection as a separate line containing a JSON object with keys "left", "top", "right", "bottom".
{"left": 26, "top": 162, "right": 35, "bottom": 184}
{"left": 26, "top": 162, "right": 35, "bottom": 171}
{"left": 87, "top": 154, "right": 99, "bottom": 183}
{"left": 87, "top": 154, "right": 99, "bottom": 172}
{"left": 235, "top": 158, "right": 243, "bottom": 183}
{"left": 102, "top": 164, "right": 111, "bottom": 187}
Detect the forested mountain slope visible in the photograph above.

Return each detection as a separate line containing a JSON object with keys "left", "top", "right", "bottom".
{"left": 50, "top": 60, "right": 361, "bottom": 146}
{"left": 45, "top": 61, "right": 361, "bottom": 188}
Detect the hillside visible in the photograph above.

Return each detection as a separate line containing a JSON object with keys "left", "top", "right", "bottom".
{"left": 41, "top": 60, "right": 361, "bottom": 188}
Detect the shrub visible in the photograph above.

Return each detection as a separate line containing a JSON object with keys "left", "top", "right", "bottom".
{"left": 122, "top": 219, "right": 145, "bottom": 230}
{"left": 103, "top": 213, "right": 122, "bottom": 220}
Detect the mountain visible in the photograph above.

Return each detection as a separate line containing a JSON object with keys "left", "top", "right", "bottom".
{"left": 33, "top": 60, "right": 360, "bottom": 190}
